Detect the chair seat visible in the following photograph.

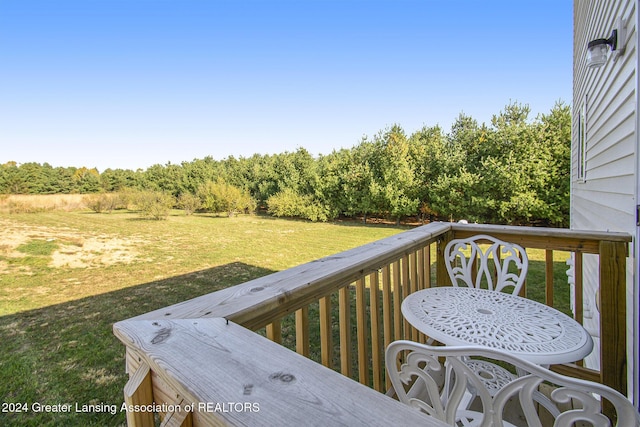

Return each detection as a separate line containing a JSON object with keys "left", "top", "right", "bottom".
{"left": 463, "top": 359, "right": 515, "bottom": 395}
{"left": 454, "top": 410, "right": 519, "bottom": 427}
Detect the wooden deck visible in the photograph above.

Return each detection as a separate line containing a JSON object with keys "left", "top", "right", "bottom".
{"left": 113, "top": 221, "right": 632, "bottom": 426}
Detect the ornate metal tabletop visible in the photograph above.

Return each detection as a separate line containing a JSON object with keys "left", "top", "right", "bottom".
{"left": 402, "top": 287, "right": 594, "bottom": 365}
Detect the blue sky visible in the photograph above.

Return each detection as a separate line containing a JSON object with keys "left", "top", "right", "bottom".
{"left": 0, "top": 1, "right": 572, "bottom": 172}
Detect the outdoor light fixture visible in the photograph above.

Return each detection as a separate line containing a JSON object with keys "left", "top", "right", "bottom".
{"left": 587, "top": 18, "right": 627, "bottom": 68}
{"left": 587, "top": 30, "right": 617, "bottom": 67}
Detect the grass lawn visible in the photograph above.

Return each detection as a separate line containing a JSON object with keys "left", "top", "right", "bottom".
{"left": 0, "top": 210, "right": 407, "bottom": 426}
{"left": 0, "top": 209, "right": 572, "bottom": 426}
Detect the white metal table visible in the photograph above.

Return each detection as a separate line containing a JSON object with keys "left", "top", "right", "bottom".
{"left": 401, "top": 287, "right": 594, "bottom": 365}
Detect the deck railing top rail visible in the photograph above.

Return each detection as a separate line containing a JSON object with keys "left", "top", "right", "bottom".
{"left": 449, "top": 222, "right": 631, "bottom": 253}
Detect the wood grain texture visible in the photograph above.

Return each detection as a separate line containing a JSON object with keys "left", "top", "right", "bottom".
{"left": 114, "top": 318, "right": 446, "bottom": 426}
{"left": 123, "top": 362, "right": 154, "bottom": 427}
{"left": 160, "top": 400, "right": 193, "bottom": 427}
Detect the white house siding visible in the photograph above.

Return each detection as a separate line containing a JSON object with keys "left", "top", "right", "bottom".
{"left": 572, "top": 0, "right": 637, "bottom": 401}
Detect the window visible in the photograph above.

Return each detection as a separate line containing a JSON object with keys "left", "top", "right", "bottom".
{"left": 577, "top": 100, "right": 587, "bottom": 181}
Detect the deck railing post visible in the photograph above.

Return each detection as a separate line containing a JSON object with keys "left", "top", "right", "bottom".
{"left": 598, "top": 240, "right": 628, "bottom": 399}
{"left": 436, "top": 230, "right": 454, "bottom": 287}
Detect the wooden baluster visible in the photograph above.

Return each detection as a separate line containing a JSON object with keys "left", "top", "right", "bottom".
{"left": 381, "top": 264, "right": 393, "bottom": 392}
{"left": 519, "top": 250, "right": 527, "bottom": 298}
{"left": 401, "top": 255, "right": 411, "bottom": 340}
{"left": 471, "top": 252, "right": 478, "bottom": 288}
{"left": 392, "top": 260, "right": 402, "bottom": 344}
{"left": 266, "top": 320, "right": 281, "bottom": 344}
{"left": 339, "top": 286, "right": 352, "bottom": 377}
{"left": 545, "top": 249, "right": 554, "bottom": 307}
{"left": 369, "top": 271, "right": 383, "bottom": 391}
{"left": 420, "top": 245, "right": 432, "bottom": 343}
{"left": 295, "top": 306, "right": 309, "bottom": 357}
{"left": 319, "top": 296, "right": 333, "bottom": 368}
{"left": 574, "top": 251, "right": 584, "bottom": 367}
{"left": 409, "top": 251, "right": 419, "bottom": 342}
{"left": 356, "top": 277, "right": 369, "bottom": 385}
{"left": 417, "top": 247, "right": 425, "bottom": 290}
{"left": 425, "top": 243, "right": 432, "bottom": 289}
{"left": 382, "top": 264, "right": 393, "bottom": 348}
{"left": 493, "top": 244, "right": 500, "bottom": 288}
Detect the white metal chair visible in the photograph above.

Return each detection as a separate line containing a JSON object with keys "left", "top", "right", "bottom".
{"left": 442, "top": 235, "right": 569, "bottom": 415}
{"left": 440, "top": 235, "right": 529, "bottom": 398}
{"left": 386, "top": 340, "right": 640, "bottom": 427}
{"left": 444, "top": 234, "right": 528, "bottom": 294}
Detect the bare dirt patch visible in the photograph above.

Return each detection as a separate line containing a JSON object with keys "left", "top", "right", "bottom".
{"left": 0, "top": 218, "right": 146, "bottom": 271}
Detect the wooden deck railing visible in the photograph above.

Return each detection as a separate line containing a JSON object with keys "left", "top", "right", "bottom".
{"left": 114, "top": 222, "right": 632, "bottom": 426}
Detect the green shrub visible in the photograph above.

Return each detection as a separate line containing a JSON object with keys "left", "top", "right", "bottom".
{"left": 197, "top": 179, "right": 255, "bottom": 217}
{"left": 178, "top": 192, "right": 202, "bottom": 215}
{"left": 267, "top": 188, "right": 330, "bottom": 222}
{"left": 133, "top": 190, "right": 174, "bottom": 220}
{"left": 84, "top": 193, "right": 118, "bottom": 213}
{"left": 111, "top": 190, "right": 133, "bottom": 210}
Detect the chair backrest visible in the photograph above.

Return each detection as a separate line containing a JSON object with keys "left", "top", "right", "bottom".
{"left": 444, "top": 234, "right": 528, "bottom": 294}
{"left": 386, "top": 340, "right": 640, "bottom": 427}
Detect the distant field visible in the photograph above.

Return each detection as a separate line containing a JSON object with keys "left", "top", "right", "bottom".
{"left": 0, "top": 194, "right": 88, "bottom": 213}
{"left": 0, "top": 207, "right": 407, "bottom": 426}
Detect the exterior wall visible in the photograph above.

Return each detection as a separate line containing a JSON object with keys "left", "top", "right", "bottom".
{"left": 572, "top": 0, "right": 637, "bottom": 401}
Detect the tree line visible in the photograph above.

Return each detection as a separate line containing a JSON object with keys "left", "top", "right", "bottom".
{"left": 0, "top": 101, "right": 570, "bottom": 226}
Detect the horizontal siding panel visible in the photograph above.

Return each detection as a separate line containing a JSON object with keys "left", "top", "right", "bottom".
{"left": 588, "top": 79, "right": 634, "bottom": 139}
{"left": 571, "top": 192, "right": 635, "bottom": 234}
{"left": 576, "top": 174, "right": 635, "bottom": 197}
{"left": 586, "top": 147, "right": 636, "bottom": 177}
{"left": 588, "top": 113, "right": 635, "bottom": 163}
{"left": 573, "top": 186, "right": 636, "bottom": 209}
